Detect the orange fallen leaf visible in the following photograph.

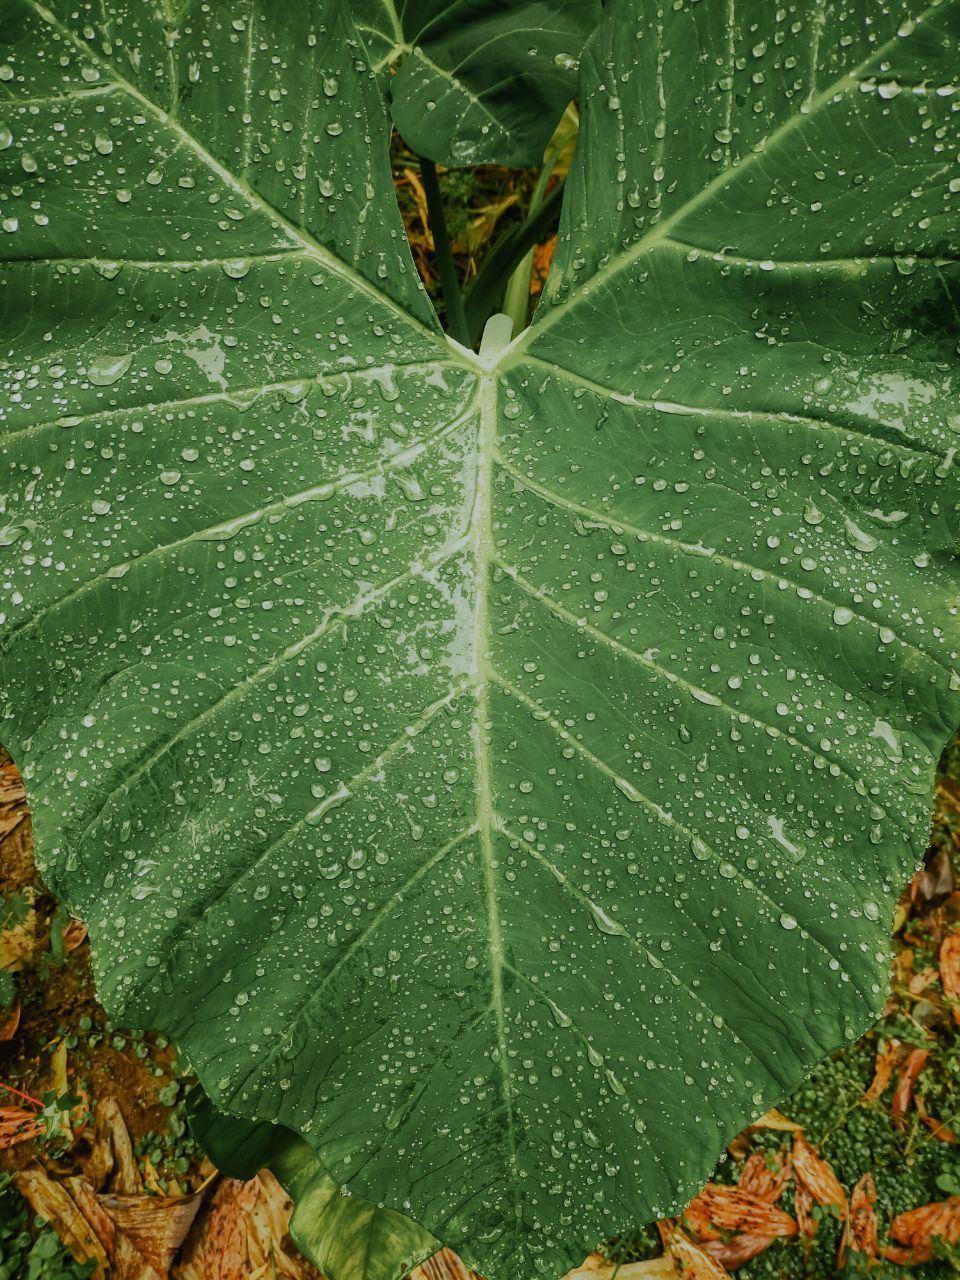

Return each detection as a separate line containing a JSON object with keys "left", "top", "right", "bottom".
{"left": 657, "top": 1221, "right": 728, "bottom": 1279}
{"left": 0, "top": 1001, "right": 20, "bottom": 1041}
{"left": 795, "top": 1183, "right": 816, "bottom": 1242}
{"left": 683, "top": 1183, "right": 798, "bottom": 1242}
{"left": 700, "top": 1233, "right": 781, "bottom": 1270}
{"left": 738, "top": 1151, "right": 791, "bottom": 1203}
{"left": 908, "top": 966, "right": 939, "bottom": 996}
{"left": 792, "top": 1133, "right": 847, "bottom": 1216}
{"left": 864, "top": 1039, "right": 902, "bottom": 1101}
{"left": 914, "top": 1093, "right": 958, "bottom": 1143}
{"left": 892, "top": 1047, "right": 929, "bottom": 1127}
{"left": 0, "top": 1104, "right": 45, "bottom": 1149}
{"left": 884, "top": 1195, "right": 960, "bottom": 1265}
{"left": 940, "top": 933, "right": 960, "bottom": 1025}
{"left": 838, "top": 1173, "right": 878, "bottom": 1269}
{"left": 0, "top": 762, "right": 27, "bottom": 840}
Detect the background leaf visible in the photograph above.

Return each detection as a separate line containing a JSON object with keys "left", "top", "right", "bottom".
{"left": 352, "top": 0, "right": 600, "bottom": 166}
{"left": 187, "top": 1087, "right": 438, "bottom": 1280}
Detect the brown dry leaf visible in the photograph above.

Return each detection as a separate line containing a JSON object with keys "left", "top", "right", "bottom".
{"left": 940, "top": 932, "right": 960, "bottom": 1025}
{"left": 62, "top": 917, "right": 88, "bottom": 952}
{"left": 657, "top": 1220, "right": 729, "bottom": 1279}
{"left": 794, "top": 1183, "right": 816, "bottom": 1241}
{"left": 913, "top": 845, "right": 955, "bottom": 910}
{"left": 0, "top": 1000, "right": 21, "bottom": 1040}
{"left": 414, "top": 1247, "right": 480, "bottom": 1280}
{"left": 0, "top": 887, "right": 35, "bottom": 972}
{"left": 737, "top": 1151, "right": 791, "bottom": 1203}
{"left": 683, "top": 1183, "right": 798, "bottom": 1242}
{"left": 0, "top": 761, "right": 27, "bottom": 840}
{"left": 99, "top": 1188, "right": 206, "bottom": 1277}
{"left": 750, "top": 1109, "right": 802, "bottom": 1133}
{"left": 15, "top": 1166, "right": 110, "bottom": 1280}
{"left": 865, "top": 1039, "right": 902, "bottom": 1101}
{"left": 246, "top": 1170, "right": 306, "bottom": 1280}
{"left": 0, "top": 1103, "right": 45, "bottom": 1149}
{"left": 908, "top": 966, "right": 939, "bottom": 996}
{"left": 892, "top": 1047, "right": 929, "bottom": 1127}
{"left": 700, "top": 1234, "right": 781, "bottom": 1271}
{"left": 466, "top": 191, "right": 519, "bottom": 253}
{"left": 530, "top": 234, "right": 557, "bottom": 296}
{"left": 837, "top": 1173, "right": 878, "bottom": 1269}
{"left": 914, "top": 1093, "right": 958, "bottom": 1143}
{"left": 565, "top": 1253, "right": 678, "bottom": 1279}
{"left": 884, "top": 1195, "right": 960, "bottom": 1265}
{"left": 87, "top": 1098, "right": 144, "bottom": 1195}
{"left": 792, "top": 1133, "right": 847, "bottom": 1216}
{"left": 173, "top": 1178, "right": 260, "bottom": 1280}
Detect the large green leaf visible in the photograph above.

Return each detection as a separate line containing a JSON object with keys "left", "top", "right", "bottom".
{"left": 186, "top": 1087, "right": 438, "bottom": 1280}
{"left": 2, "top": 0, "right": 960, "bottom": 1277}
{"left": 352, "top": 0, "right": 599, "bottom": 166}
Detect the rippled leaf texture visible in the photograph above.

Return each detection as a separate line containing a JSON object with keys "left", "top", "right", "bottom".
{"left": 2, "top": 0, "right": 960, "bottom": 1276}
{"left": 352, "top": 0, "right": 599, "bottom": 166}
{"left": 187, "top": 1087, "right": 438, "bottom": 1280}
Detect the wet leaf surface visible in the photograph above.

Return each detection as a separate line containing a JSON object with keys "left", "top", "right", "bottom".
{"left": 2, "top": 0, "right": 960, "bottom": 1274}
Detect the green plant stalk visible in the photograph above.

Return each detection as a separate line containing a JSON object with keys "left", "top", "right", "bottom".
{"left": 418, "top": 156, "right": 471, "bottom": 346}
{"left": 462, "top": 178, "right": 566, "bottom": 344}
{"left": 501, "top": 158, "right": 557, "bottom": 336}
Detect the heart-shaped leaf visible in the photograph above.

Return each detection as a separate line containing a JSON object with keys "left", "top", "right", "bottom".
{"left": 2, "top": 0, "right": 959, "bottom": 1276}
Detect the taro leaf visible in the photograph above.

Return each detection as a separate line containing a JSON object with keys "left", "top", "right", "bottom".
{"left": 186, "top": 1086, "right": 438, "bottom": 1280}
{"left": 1, "top": 0, "right": 960, "bottom": 1276}
{"left": 352, "top": 0, "right": 599, "bottom": 166}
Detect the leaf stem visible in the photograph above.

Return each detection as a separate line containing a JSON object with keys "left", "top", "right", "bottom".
{"left": 418, "top": 156, "right": 471, "bottom": 347}
{"left": 463, "top": 181, "right": 566, "bottom": 345}
{"left": 0, "top": 1080, "right": 44, "bottom": 1110}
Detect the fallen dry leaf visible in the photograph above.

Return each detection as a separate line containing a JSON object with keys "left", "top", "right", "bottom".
{"left": 737, "top": 1151, "right": 791, "bottom": 1203}
{"left": 908, "top": 966, "right": 939, "bottom": 996}
{"left": 62, "top": 917, "right": 88, "bottom": 952}
{"left": 565, "top": 1253, "right": 677, "bottom": 1279}
{"left": 0, "top": 1103, "right": 45, "bottom": 1150}
{"left": 100, "top": 1189, "right": 206, "bottom": 1276}
{"left": 683, "top": 1183, "right": 797, "bottom": 1242}
{"left": 657, "top": 1220, "right": 728, "bottom": 1279}
{"left": 87, "top": 1098, "right": 144, "bottom": 1195}
{"left": 700, "top": 1234, "right": 781, "bottom": 1271}
{"left": 794, "top": 1183, "right": 816, "bottom": 1242}
{"left": 865, "top": 1039, "right": 902, "bottom": 1101}
{"left": 245, "top": 1171, "right": 305, "bottom": 1280}
{"left": 913, "top": 845, "right": 955, "bottom": 911}
{"left": 885, "top": 1195, "right": 960, "bottom": 1265}
{"left": 838, "top": 1173, "right": 878, "bottom": 1269}
{"left": 914, "top": 1093, "right": 958, "bottom": 1143}
{"left": 0, "top": 888, "right": 35, "bottom": 973}
{"left": 15, "top": 1166, "right": 110, "bottom": 1280}
{"left": 940, "top": 932, "right": 960, "bottom": 1025}
{"left": 0, "top": 761, "right": 27, "bottom": 840}
{"left": 0, "top": 1001, "right": 21, "bottom": 1041}
{"left": 892, "top": 1047, "right": 929, "bottom": 1127}
{"left": 792, "top": 1133, "right": 847, "bottom": 1216}
{"left": 414, "top": 1248, "right": 480, "bottom": 1280}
